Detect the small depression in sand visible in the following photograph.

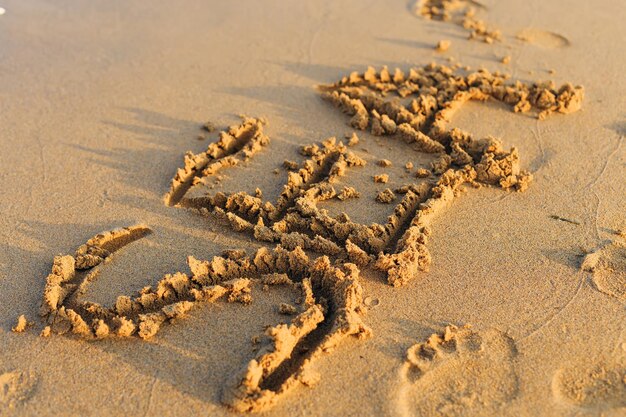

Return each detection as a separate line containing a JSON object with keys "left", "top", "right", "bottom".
{"left": 0, "top": 370, "right": 37, "bottom": 409}
{"left": 517, "top": 28, "right": 571, "bottom": 49}
{"left": 552, "top": 361, "right": 626, "bottom": 411}
{"left": 582, "top": 240, "right": 626, "bottom": 302}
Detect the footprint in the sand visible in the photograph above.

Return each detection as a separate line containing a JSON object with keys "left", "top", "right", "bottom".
{"left": 398, "top": 325, "right": 519, "bottom": 417}
{"left": 581, "top": 240, "right": 626, "bottom": 302}
{"left": 552, "top": 362, "right": 626, "bottom": 412}
{"left": 0, "top": 370, "right": 37, "bottom": 409}
{"left": 516, "top": 28, "right": 571, "bottom": 49}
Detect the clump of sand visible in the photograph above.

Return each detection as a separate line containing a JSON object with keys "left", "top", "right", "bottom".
{"left": 376, "top": 188, "right": 396, "bottom": 203}
{"left": 11, "top": 315, "right": 32, "bottom": 333}
{"left": 413, "top": 0, "right": 502, "bottom": 43}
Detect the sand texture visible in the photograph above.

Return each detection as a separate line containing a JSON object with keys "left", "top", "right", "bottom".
{"left": 1, "top": 0, "right": 625, "bottom": 416}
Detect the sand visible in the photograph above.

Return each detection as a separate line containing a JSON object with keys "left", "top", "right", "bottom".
{"left": 1, "top": 0, "right": 625, "bottom": 416}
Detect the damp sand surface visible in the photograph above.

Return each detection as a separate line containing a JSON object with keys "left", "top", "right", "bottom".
{"left": 1, "top": 1, "right": 625, "bottom": 416}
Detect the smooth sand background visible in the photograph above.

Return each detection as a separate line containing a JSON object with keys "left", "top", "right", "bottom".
{"left": 1, "top": 0, "right": 624, "bottom": 416}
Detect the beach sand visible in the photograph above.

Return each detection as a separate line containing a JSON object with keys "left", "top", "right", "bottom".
{"left": 0, "top": 0, "right": 624, "bottom": 416}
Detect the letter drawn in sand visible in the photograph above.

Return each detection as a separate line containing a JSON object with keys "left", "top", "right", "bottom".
{"left": 164, "top": 117, "right": 270, "bottom": 207}
{"left": 319, "top": 64, "right": 583, "bottom": 285}
{"left": 35, "top": 224, "right": 370, "bottom": 412}
{"left": 28, "top": 63, "right": 584, "bottom": 412}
